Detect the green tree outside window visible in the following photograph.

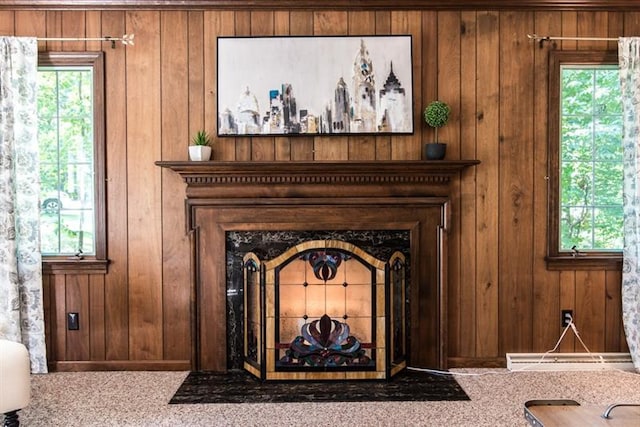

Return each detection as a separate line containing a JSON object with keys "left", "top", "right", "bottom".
{"left": 38, "top": 66, "right": 95, "bottom": 256}
{"left": 559, "top": 64, "right": 623, "bottom": 252}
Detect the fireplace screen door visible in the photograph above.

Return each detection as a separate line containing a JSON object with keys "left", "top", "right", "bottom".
{"left": 243, "top": 239, "right": 406, "bottom": 381}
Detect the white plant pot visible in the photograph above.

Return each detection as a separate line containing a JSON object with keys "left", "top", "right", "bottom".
{"left": 188, "top": 145, "right": 212, "bottom": 161}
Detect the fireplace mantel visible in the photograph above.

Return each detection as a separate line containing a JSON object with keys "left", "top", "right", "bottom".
{"left": 155, "top": 160, "right": 480, "bottom": 198}
{"left": 157, "top": 159, "right": 479, "bottom": 372}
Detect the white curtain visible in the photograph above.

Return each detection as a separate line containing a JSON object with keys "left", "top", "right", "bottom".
{"left": 0, "top": 36, "right": 47, "bottom": 373}
{"left": 619, "top": 37, "right": 640, "bottom": 372}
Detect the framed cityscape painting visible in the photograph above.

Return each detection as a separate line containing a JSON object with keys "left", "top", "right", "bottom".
{"left": 216, "top": 35, "right": 413, "bottom": 137}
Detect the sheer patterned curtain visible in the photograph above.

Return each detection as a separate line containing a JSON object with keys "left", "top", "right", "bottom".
{"left": 619, "top": 37, "right": 640, "bottom": 372}
{"left": 0, "top": 36, "right": 47, "bottom": 373}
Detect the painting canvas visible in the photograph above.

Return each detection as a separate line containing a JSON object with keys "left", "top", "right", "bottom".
{"left": 217, "top": 35, "right": 413, "bottom": 137}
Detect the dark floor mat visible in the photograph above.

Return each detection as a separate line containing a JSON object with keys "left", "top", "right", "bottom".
{"left": 170, "top": 369, "right": 470, "bottom": 404}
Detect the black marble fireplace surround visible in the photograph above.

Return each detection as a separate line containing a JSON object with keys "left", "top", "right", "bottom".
{"left": 225, "top": 229, "right": 410, "bottom": 370}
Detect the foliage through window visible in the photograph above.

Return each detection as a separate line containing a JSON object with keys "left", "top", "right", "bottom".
{"left": 37, "top": 52, "right": 106, "bottom": 261}
{"left": 548, "top": 51, "right": 623, "bottom": 268}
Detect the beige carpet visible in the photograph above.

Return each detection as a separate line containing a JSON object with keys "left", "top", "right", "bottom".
{"left": 14, "top": 368, "right": 640, "bottom": 426}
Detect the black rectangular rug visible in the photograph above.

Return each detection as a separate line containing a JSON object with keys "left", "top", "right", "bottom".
{"left": 169, "top": 369, "right": 470, "bottom": 404}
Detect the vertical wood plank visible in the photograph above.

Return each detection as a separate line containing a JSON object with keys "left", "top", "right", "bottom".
{"left": 437, "top": 11, "right": 461, "bottom": 159}
{"left": 607, "top": 12, "right": 624, "bottom": 50}
{"left": 0, "top": 11, "right": 14, "bottom": 34}
{"left": 439, "top": 11, "right": 465, "bottom": 357}
{"left": 474, "top": 11, "right": 500, "bottom": 359}
{"left": 125, "top": 10, "right": 163, "bottom": 360}
{"left": 66, "top": 275, "right": 90, "bottom": 361}
{"left": 577, "top": 11, "right": 609, "bottom": 50}
{"left": 15, "top": 11, "right": 45, "bottom": 39}
{"left": 625, "top": 12, "right": 640, "bottom": 37}
{"left": 188, "top": 11, "right": 204, "bottom": 155}
{"left": 161, "top": 10, "right": 192, "bottom": 362}
{"left": 61, "top": 10, "right": 85, "bottom": 51}
{"left": 42, "top": 275, "right": 52, "bottom": 362}
{"left": 313, "top": 10, "right": 347, "bottom": 36}
{"left": 407, "top": 10, "right": 422, "bottom": 160}
{"left": 532, "top": 10, "right": 562, "bottom": 353}
{"left": 290, "top": 138, "right": 314, "bottom": 160}
{"left": 604, "top": 270, "right": 623, "bottom": 351}
{"left": 102, "top": 10, "right": 129, "bottom": 361}
{"left": 45, "top": 11, "right": 62, "bottom": 51}
{"left": 498, "top": 11, "right": 535, "bottom": 354}
{"left": 575, "top": 271, "right": 606, "bottom": 352}
{"left": 559, "top": 271, "right": 576, "bottom": 351}
{"left": 52, "top": 275, "right": 67, "bottom": 361}
{"left": 459, "top": 10, "right": 477, "bottom": 358}
{"left": 290, "top": 11, "right": 312, "bottom": 36}
{"left": 561, "top": 11, "right": 578, "bottom": 50}
{"left": 274, "top": 11, "right": 289, "bottom": 35}
{"left": 85, "top": 11, "right": 101, "bottom": 51}
{"left": 88, "top": 275, "right": 105, "bottom": 360}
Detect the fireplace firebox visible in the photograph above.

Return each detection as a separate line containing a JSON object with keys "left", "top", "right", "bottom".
{"left": 242, "top": 238, "right": 407, "bottom": 380}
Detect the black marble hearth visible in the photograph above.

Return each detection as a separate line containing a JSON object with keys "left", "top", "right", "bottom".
{"left": 169, "top": 369, "right": 469, "bottom": 404}
{"left": 225, "top": 230, "right": 411, "bottom": 370}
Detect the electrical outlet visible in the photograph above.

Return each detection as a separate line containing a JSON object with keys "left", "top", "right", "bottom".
{"left": 67, "top": 312, "right": 79, "bottom": 330}
{"left": 561, "top": 309, "right": 573, "bottom": 327}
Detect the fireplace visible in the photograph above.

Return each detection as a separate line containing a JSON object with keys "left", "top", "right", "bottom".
{"left": 231, "top": 232, "right": 409, "bottom": 380}
{"left": 156, "top": 160, "right": 479, "bottom": 373}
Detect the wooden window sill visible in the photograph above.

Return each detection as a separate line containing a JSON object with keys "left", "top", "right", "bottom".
{"left": 43, "top": 258, "right": 109, "bottom": 275}
{"left": 545, "top": 255, "right": 622, "bottom": 271}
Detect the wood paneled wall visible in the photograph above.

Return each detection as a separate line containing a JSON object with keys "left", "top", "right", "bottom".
{"left": 0, "top": 7, "right": 632, "bottom": 369}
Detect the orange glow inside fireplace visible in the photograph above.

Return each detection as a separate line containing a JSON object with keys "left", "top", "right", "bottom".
{"left": 243, "top": 239, "right": 406, "bottom": 381}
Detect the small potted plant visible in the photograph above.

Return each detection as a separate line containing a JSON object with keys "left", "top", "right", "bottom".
{"left": 423, "top": 100, "right": 450, "bottom": 160}
{"left": 188, "top": 130, "right": 212, "bottom": 161}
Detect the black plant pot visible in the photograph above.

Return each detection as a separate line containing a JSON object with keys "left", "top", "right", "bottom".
{"left": 424, "top": 143, "right": 447, "bottom": 160}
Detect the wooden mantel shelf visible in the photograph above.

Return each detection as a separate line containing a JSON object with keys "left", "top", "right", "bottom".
{"left": 156, "top": 160, "right": 480, "bottom": 198}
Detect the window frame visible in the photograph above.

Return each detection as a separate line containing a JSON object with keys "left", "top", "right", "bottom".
{"left": 38, "top": 51, "right": 108, "bottom": 274}
{"left": 547, "top": 50, "right": 622, "bottom": 270}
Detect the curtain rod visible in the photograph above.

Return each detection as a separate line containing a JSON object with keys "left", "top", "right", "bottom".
{"left": 37, "top": 34, "right": 134, "bottom": 48}
{"left": 527, "top": 33, "right": 617, "bottom": 48}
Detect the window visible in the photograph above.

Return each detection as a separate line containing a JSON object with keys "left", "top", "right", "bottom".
{"left": 37, "top": 52, "right": 107, "bottom": 273}
{"left": 547, "top": 51, "right": 623, "bottom": 269}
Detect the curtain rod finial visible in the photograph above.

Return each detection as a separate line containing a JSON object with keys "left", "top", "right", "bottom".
{"left": 122, "top": 34, "right": 135, "bottom": 46}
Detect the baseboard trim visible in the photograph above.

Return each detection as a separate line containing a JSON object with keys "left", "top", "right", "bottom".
{"left": 447, "top": 357, "right": 506, "bottom": 368}
{"left": 49, "top": 360, "right": 192, "bottom": 371}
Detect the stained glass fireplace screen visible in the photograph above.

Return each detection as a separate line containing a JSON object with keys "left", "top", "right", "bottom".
{"left": 243, "top": 239, "right": 406, "bottom": 381}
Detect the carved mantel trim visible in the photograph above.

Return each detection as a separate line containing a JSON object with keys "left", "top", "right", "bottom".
{"left": 155, "top": 160, "right": 480, "bottom": 198}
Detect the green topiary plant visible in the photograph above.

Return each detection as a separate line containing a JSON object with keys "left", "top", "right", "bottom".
{"left": 191, "top": 130, "right": 211, "bottom": 146}
{"left": 423, "top": 100, "right": 450, "bottom": 142}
